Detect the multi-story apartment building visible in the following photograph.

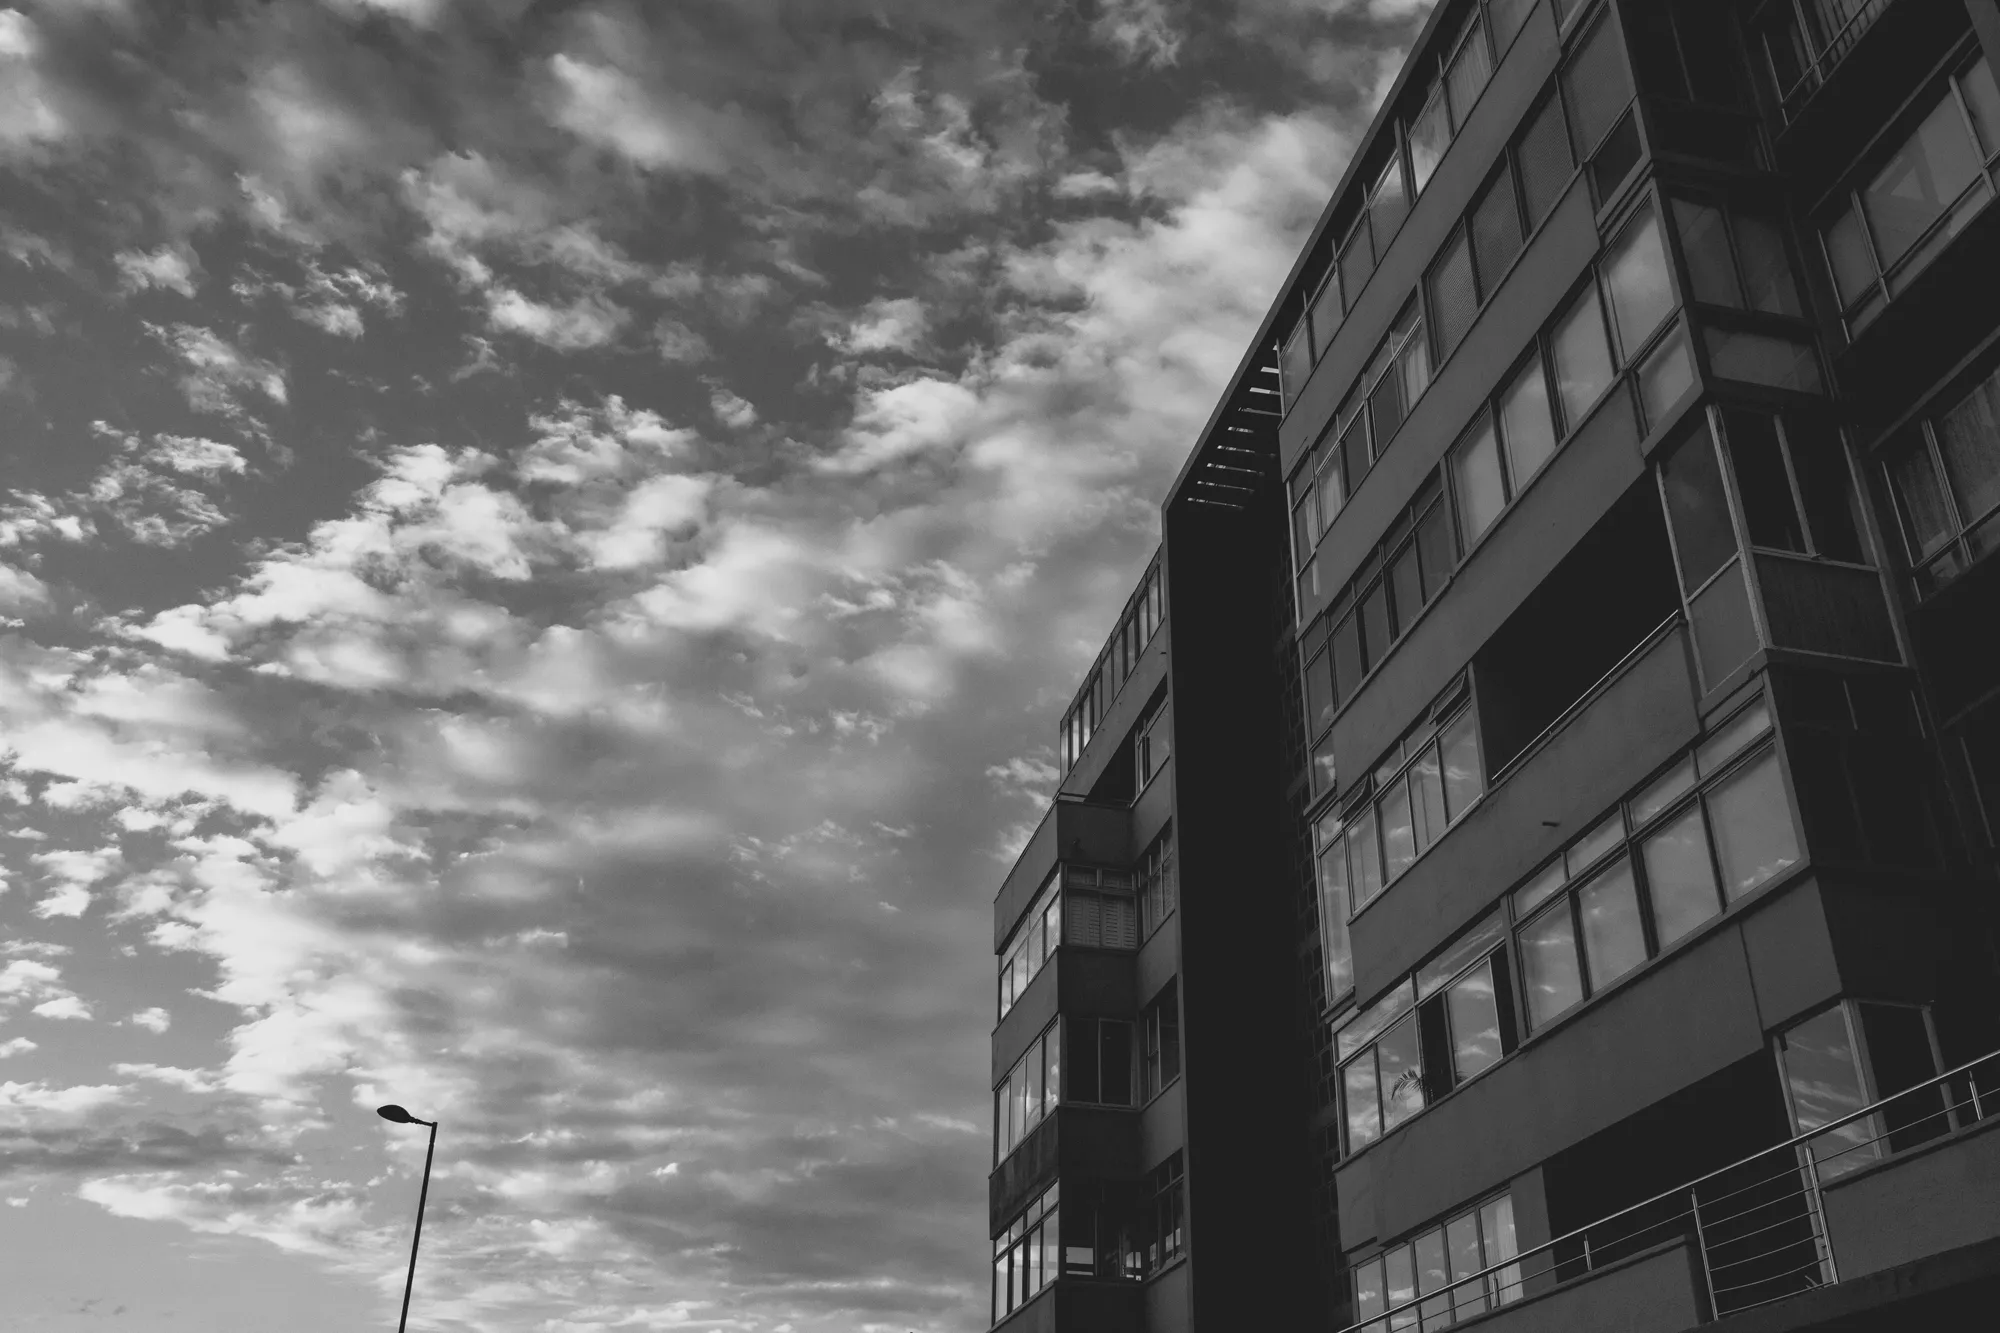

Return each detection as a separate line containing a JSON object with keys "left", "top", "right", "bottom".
{"left": 987, "top": 2, "right": 2000, "bottom": 1330}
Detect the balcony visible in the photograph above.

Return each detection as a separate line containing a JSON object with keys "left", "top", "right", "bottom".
{"left": 993, "top": 1278, "right": 1143, "bottom": 1333}
{"left": 1337, "top": 1047, "right": 2000, "bottom": 1332}
{"left": 1762, "top": 0, "right": 1895, "bottom": 126}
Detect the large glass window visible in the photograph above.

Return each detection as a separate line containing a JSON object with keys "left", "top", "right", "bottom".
{"left": 1720, "top": 409, "right": 1867, "bottom": 564}
{"left": 1326, "top": 689, "right": 1482, "bottom": 918}
{"left": 1563, "top": 8, "right": 1639, "bottom": 198}
{"left": 995, "top": 1021, "right": 1061, "bottom": 1164}
{"left": 1121, "top": 1153, "right": 1186, "bottom": 1280}
{"left": 1511, "top": 697, "right": 1795, "bottom": 1032}
{"left": 1139, "top": 981, "right": 1181, "bottom": 1103}
{"left": 1065, "top": 1014, "right": 1133, "bottom": 1107}
{"left": 1137, "top": 827, "right": 1177, "bottom": 938}
{"left": 1819, "top": 58, "right": 1999, "bottom": 330}
{"left": 1058, "top": 560, "right": 1164, "bottom": 773}
{"left": 1551, "top": 284, "right": 1616, "bottom": 430}
{"left": 1885, "top": 360, "right": 2000, "bottom": 596}
{"left": 1353, "top": 1193, "right": 1522, "bottom": 1333}
{"left": 992, "top": 1184, "right": 1059, "bottom": 1325}
{"left": 998, "top": 873, "right": 1062, "bottom": 1019}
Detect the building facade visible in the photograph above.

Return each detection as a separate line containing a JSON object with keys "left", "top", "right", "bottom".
{"left": 988, "top": 2, "right": 2000, "bottom": 1330}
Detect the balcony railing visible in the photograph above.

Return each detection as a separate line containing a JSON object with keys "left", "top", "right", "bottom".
{"left": 1337, "top": 1043, "right": 2000, "bottom": 1332}
{"left": 1769, "top": 0, "right": 1894, "bottom": 124}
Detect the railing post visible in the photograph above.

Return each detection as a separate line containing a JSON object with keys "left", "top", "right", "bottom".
{"left": 1688, "top": 1187, "right": 1720, "bottom": 1319}
{"left": 1798, "top": 1146, "right": 1840, "bottom": 1286}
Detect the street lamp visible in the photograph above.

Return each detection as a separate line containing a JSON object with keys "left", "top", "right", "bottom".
{"left": 377, "top": 1104, "right": 438, "bottom": 1333}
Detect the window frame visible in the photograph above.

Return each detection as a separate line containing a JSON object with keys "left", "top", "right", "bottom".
{"left": 1881, "top": 356, "right": 2000, "bottom": 598}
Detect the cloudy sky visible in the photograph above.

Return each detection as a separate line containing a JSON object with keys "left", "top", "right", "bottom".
{"left": 0, "top": 0, "right": 1429, "bottom": 1328}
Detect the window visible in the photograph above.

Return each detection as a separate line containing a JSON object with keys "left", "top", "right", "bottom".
{"left": 1140, "top": 981, "right": 1181, "bottom": 1102}
{"left": 998, "top": 873, "right": 1062, "bottom": 1019}
{"left": 1428, "top": 163, "right": 1527, "bottom": 363}
{"left": 1775, "top": 1002, "right": 1942, "bottom": 1181}
{"left": 1066, "top": 1015, "right": 1134, "bottom": 1106}
{"left": 1759, "top": 0, "right": 1896, "bottom": 121}
{"left": 1672, "top": 199, "right": 1803, "bottom": 317}
{"left": 1058, "top": 559, "right": 1165, "bottom": 774}
{"left": 1137, "top": 828, "right": 1177, "bottom": 938}
{"left": 1339, "top": 982, "right": 1424, "bottom": 1151}
{"left": 995, "top": 1021, "right": 1061, "bottom": 1164}
{"left": 1720, "top": 409, "right": 1867, "bottom": 563}
{"left": 1353, "top": 1193, "right": 1522, "bottom": 1332}
{"left": 1514, "top": 698, "right": 1796, "bottom": 1031}
{"left": 1405, "top": 8, "right": 1495, "bottom": 196}
{"left": 1563, "top": 9, "right": 1640, "bottom": 200}
{"left": 1820, "top": 58, "right": 2000, "bottom": 331}
{"left": 1783, "top": 668, "right": 1938, "bottom": 869}
{"left": 1631, "top": 0, "right": 1744, "bottom": 108}
{"left": 1317, "top": 807, "right": 1356, "bottom": 1002}
{"left": 1350, "top": 302, "right": 1432, "bottom": 472}
{"left": 1885, "top": 359, "right": 2000, "bottom": 596}
{"left": 1137, "top": 698, "right": 1172, "bottom": 788}
{"left": 1063, "top": 866, "right": 1139, "bottom": 949}
{"left": 1551, "top": 283, "right": 1617, "bottom": 429}
{"left": 1659, "top": 416, "right": 1762, "bottom": 688}
{"left": 1323, "top": 686, "right": 1482, "bottom": 920}
{"left": 993, "top": 1183, "right": 1059, "bottom": 1324}
{"left": 1516, "top": 92, "right": 1576, "bottom": 230}
{"left": 1121, "top": 1153, "right": 1186, "bottom": 1279}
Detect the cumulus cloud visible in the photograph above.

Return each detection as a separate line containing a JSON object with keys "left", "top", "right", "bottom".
{"left": 115, "top": 244, "right": 201, "bottom": 297}
{"left": 127, "top": 1007, "right": 172, "bottom": 1034}
{"left": 0, "top": 564, "right": 51, "bottom": 613}
{"left": 147, "top": 324, "right": 287, "bottom": 418}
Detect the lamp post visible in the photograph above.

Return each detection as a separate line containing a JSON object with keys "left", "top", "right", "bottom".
{"left": 376, "top": 1104, "right": 438, "bottom": 1333}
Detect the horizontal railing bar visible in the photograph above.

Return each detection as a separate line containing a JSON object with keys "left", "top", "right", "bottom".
{"left": 1706, "top": 1226, "right": 1823, "bottom": 1272}
{"left": 1711, "top": 1259, "right": 1827, "bottom": 1298}
{"left": 1332, "top": 1046, "right": 2000, "bottom": 1333}
{"left": 1703, "top": 1189, "right": 1814, "bottom": 1232}
{"left": 1696, "top": 1157, "right": 1818, "bottom": 1211}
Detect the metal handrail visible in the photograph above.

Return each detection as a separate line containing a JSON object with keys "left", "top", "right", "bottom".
{"left": 1776, "top": 0, "right": 1893, "bottom": 120}
{"left": 1334, "top": 1044, "right": 1999, "bottom": 1333}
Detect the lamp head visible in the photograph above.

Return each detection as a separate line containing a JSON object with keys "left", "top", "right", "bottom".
{"left": 376, "top": 1104, "right": 424, "bottom": 1125}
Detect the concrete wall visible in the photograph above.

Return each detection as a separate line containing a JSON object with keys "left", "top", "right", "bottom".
{"left": 1823, "top": 1119, "right": 2000, "bottom": 1279}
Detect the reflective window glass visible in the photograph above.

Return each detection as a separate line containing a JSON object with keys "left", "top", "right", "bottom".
{"left": 1430, "top": 229, "right": 1480, "bottom": 358}
{"left": 1962, "top": 58, "right": 2000, "bottom": 154}
{"left": 1411, "top": 89, "right": 1450, "bottom": 194}
{"left": 1735, "top": 213, "right": 1804, "bottom": 317}
{"left": 1517, "top": 93, "right": 1576, "bottom": 228}
{"left": 1416, "top": 500, "right": 1457, "bottom": 599}
{"left": 1452, "top": 415, "right": 1508, "bottom": 545}
{"left": 1341, "top": 220, "right": 1376, "bottom": 304}
{"left": 1564, "top": 12, "right": 1636, "bottom": 158}
{"left": 1675, "top": 200, "right": 1743, "bottom": 306}
{"left": 1481, "top": 1195, "right": 1522, "bottom": 1305}
{"left": 1282, "top": 321, "right": 1313, "bottom": 409}
{"left": 1577, "top": 858, "right": 1647, "bottom": 988}
{"left": 1520, "top": 901, "right": 1584, "bottom": 1028}
{"left": 1696, "top": 699, "right": 1771, "bottom": 773}
{"left": 1361, "top": 582, "right": 1392, "bottom": 671}
{"left": 1415, "top": 1227, "right": 1453, "bottom": 1329}
{"left": 1345, "top": 1051, "right": 1382, "bottom": 1149}
{"left": 1411, "top": 743, "right": 1447, "bottom": 852}
{"left": 1779, "top": 1006, "right": 1880, "bottom": 1177}
{"left": 1355, "top": 1257, "right": 1387, "bottom": 1324}
{"left": 1704, "top": 328, "right": 1823, "bottom": 394}
{"left": 1631, "top": 757, "right": 1696, "bottom": 825}
{"left": 1320, "top": 845, "right": 1354, "bottom": 997}
{"left": 1705, "top": 750, "right": 1800, "bottom": 899}
{"left": 1603, "top": 208, "right": 1675, "bottom": 354}
{"left": 1567, "top": 811, "right": 1624, "bottom": 873}
{"left": 1861, "top": 93, "right": 1983, "bottom": 271}
{"left": 1381, "top": 777, "right": 1418, "bottom": 881}
{"left": 1446, "top": 23, "right": 1493, "bottom": 127}
{"left": 1822, "top": 206, "right": 1877, "bottom": 308}
{"left": 1447, "top": 1211, "right": 1489, "bottom": 1319}
{"left": 1889, "top": 440, "right": 1955, "bottom": 561}
{"left": 1500, "top": 353, "right": 1558, "bottom": 485}
{"left": 1447, "top": 959, "right": 1503, "bottom": 1080}
{"left": 1552, "top": 285, "right": 1615, "bottom": 429}
{"left": 1372, "top": 156, "right": 1410, "bottom": 250}
{"left": 1660, "top": 420, "right": 1739, "bottom": 592}
{"left": 1471, "top": 166, "right": 1524, "bottom": 296}
{"left": 1638, "top": 322, "right": 1695, "bottom": 428}
{"left": 1513, "top": 859, "right": 1565, "bottom": 917}
{"left": 1319, "top": 453, "right": 1347, "bottom": 528}
{"left": 1306, "top": 649, "right": 1335, "bottom": 736}
{"left": 1389, "top": 540, "right": 1424, "bottom": 636}
{"left": 1938, "top": 368, "right": 2000, "bottom": 526}
{"left": 1439, "top": 708, "right": 1483, "bottom": 819}
{"left": 1645, "top": 804, "right": 1722, "bottom": 946}
{"left": 1309, "top": 270, "right": 1344, "bottom": 361}
{"left": 1352, "top": 812, "right": 1385, "bottom": 906}
{"left": 1378, "top": 1014, "right": 1427, "bottom": 1130}
{"left": 1385, "top": 1244, "right": 1418, "bottom": 1331}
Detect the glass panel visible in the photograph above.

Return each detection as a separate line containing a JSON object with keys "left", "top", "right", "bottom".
{"left": 1589, "top": 108, "right": 1644, "bottom": 199}
{"left": 1448, "top": 959, "right": 1504, "bottom": 1080}
{"left": 1411, "top": 743, "right": 1448, "bottom": 853}
{"left": 1390, "top": 541, "right": 1425, "bottom": 637}
{"left": 1281, "top": 319, "right": 1311, "bottom": 407}
{"left": 1727, "top": 410, "right": 1808, "bottom": 551}
{"left": 1552, "top": 284, "right": 1615, "bottom": 429}
{"left": 1341, "top": 222, "right": 1376, "bottom": 307}
{"left": 1415, "top": 1227, "right": 1454, "bottom": 1330}
{"left": 1938, "top": 368, "right": 2000, "bottom": 526}
{"left": 1372, "top": 156, "right": 1410, "bottom": 251}
{"left": 1690, "top": 563, "right": 1760, "bottom": 687}
{"left": 1307, "top": 649, "right": 1336, "bottom": 737}
{"left": 1452, "top": 415, "right": 1508, "bottom": 545}
{"left": 1417, "top": 909, "right": 1506, "bottom": 999}
{"left": 1962, "top": 58, "right": 2000, "bottom": 155}
{"left": 1439, "top": 708, "right": 1482, "bottom": 819}
{"left": 1310, "top": 270, "right": 1344, "bottom": 362}
{"left": 1381, "top": 777, "right": 1418, "bottom": 882}
{"left": 1638, "top": 322, "right": 1695, "bottom": 428}
{"left": 1520, "top": 900, "right": 1584, "bottom": 1028}
{"left": 1696, "top": 698, "right": 1771, "bottom": 774}
{"left": 1888, "top": 439, "right": 1955, "bottom": 561}
{"left": 1661, "top": 420, "right": 1739, "bottom": 592}
{"left": 1372, "top": 369, "right": 1407, "bottom": 455}
{"left": 1675, "top": 200, "right": 1744, "bottom": 306}
{"left": 1417, "top": 500, "right": 1457, "bottom": 599}
{"left": 1780, "top": 1006, "right": 1881, "bottom": 1177}
{"left": 1025, "top": 1032, "right": 1045, "bottom": 1121}
{"left": 1632, "top": 756, "right": 1696, "bottom": 825}
{"left": 1356, "top": 1257, "right": 1388, "bottom": 1328}
{"left": 1564, "top": 11, "right": 1636, "bottom": 157}
{"left": 1446, "top": 1210, "right": 1490, "bottom": 1319}
{"left": 1361, "top": 582, "right": 1392, "bottom": 672}
{"left": 1399, "top": 314, "right": 1433, "bottom": 407}
{"left": 1603, "top": 207, "right": 1675, "bottom": 354}
{"left": 1471, "top": 165, "right": 1524, "bottom": 298}
{"left": 1706, "top": 750, "right": 1800, "bottom": 899}
{"left": 1430, "top": 229, "right": 1480, "bottom": 358}
{"left": 1332, "top": 611, "right": 1365, "bottom": 704}
{"left": 1045, "top": 1020, "right": 1061, "bottom": 1107}
{"left": 1517, "top": 93, "right": 1575, "bottom": 229}
{"left": 1481, "top": 1196, "right": 1522, "bottom": 1304}
{"left": 1567, "top": 811, "right": 1624, "bottom": 874}
{"left": 1577, "top": 857, "right": 1647, "bottom": 989}
{"left": 1858, "top": 1002, "right": 1946, "bottom": 1151}
{"left": 1704, "top": 328, "right": 1823, "bottom": 394}
{"left": 1513, "top": 859, "right": 1566, "bottom": 917}
{"left": 1822, "top": 206, "right": 1877, "bottom": 309}
{"left": 1787, "top": 425, "right": 1867, "bottom": 563}
{"left": 1645, "top": 804, "right": 1722, "bottom": 946}
{"left": 1378, "top": 1013, "right": 1427, "bottom": 1130}
{"left": 1499, "top": 352, "right": 1557, "bottom": 486}
{"left": 1490, "top": 0, "right": 1537, "bottom": 46}
{"left": 1385, "top": 1244, "right": 1419, "bottom": 1332}
{"left": 1447, "top": 25, "right": 1494, "bottom": 130}
{"left": 1320, "top": 452, "right": 1348, "bottom": 528}
{"left": 1735, "top": 213, "right": 1804, "bottom": 317}
{"left": 1345, "top": 1052, "right": 1382, "bottom": 1150}
{"left": 1411, "top": 88, "right": 1451, "bottom": 195}
{"left": 1321, "top": 844, "right": 1354, "bottom": 998}
{"left": 1861, "top": 93, "right": 1983, "bottom": 271}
